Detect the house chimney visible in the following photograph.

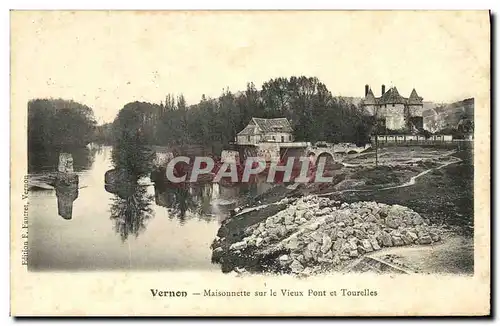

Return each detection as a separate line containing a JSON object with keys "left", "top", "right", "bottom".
{"left": 365, "top": 84, "right": 369, "bottom": 96}
{"left": 381, "top": 84, "right": 386, "bottom": 95}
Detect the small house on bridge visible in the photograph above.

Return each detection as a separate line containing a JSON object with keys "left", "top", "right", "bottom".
{"left": 236, "top": 117, "right": 294, "bottom": 145}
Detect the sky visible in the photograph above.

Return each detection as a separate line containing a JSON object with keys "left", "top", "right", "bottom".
{"left": 11, "top": 10, "right": 490, "bottom": 124}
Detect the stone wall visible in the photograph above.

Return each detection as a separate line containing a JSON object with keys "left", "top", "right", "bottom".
{"left": 365, "top": 104, "right": 425, "bottom": 130}
{"left": 407, "top": 105, "right": 424, "bottom": 117}
{"left": 256, "top": 143, "right": 281, "bottom": 162}
{"left": 221, "top": 150, "right": 240, "bottom": 163}
{"left": 58, "top": 153, "right": 74, "bottom": 173}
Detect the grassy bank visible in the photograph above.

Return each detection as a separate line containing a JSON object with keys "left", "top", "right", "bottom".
{"left": 329, "top": 149, "right": 473, "bottom": 235}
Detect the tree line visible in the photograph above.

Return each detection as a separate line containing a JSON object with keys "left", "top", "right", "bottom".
{"left": 28, "top": 98, "right": 97, "bottom": 151}
{"left": 109, "top": 76, "right": 373, "bottom": 153}
{"left": 28, "top": 76, "right": 375, "bottom": 153}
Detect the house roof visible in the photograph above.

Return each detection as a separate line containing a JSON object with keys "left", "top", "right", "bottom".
{"left": 377, "top": 87, "right": 407, "bottom": 104}
{"left": 237, "top": 117, "right": 293, "bottom": 136}
{"left": 237, "top": 123, "right": 259, "bottom": 136}
{"left": 362, "top": 88, "right": 376, "bottom": 105}
{"left": 408, "top": 88, "right": 423, "bottom": 105}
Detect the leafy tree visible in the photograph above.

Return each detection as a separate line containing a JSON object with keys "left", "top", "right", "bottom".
{"left": 28, "top": 98, "right": 97, "bottom": 150}
{"left": 106, "top": 75, "right": 373, "bottom": 152}
{"left": 111, "top": 102, "right": 155, "bottom": 178}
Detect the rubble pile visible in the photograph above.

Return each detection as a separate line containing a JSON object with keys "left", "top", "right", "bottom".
{"left": 226, "top": 195, "right": 444, "bottom": 275}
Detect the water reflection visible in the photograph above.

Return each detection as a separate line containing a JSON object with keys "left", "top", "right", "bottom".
{"left": 108, "top": 184, "right": 154, "bottom": 242}
{"left": 153, "top": 181, "right": 218, "bottom": 223}
{"left": 151, "top": 177, "right": 272, "bottom": 224}
{"left": 105, "top": 142, "right": 276, "bottom": 240}
{"left": 154, "top": 183, "right": 198, "bottom": 223}
{"left": 30, "top": 145, "right": 237, "bottom": 270}
{"left": 103, "top": 137, "right": 156, "bottom": 241}
{"left": 28, "top": 146, "right": 97, "bottom": 174}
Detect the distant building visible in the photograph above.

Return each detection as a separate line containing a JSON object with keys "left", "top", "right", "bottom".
{"left": 236, "top": 117, "right": 294, "bottom": 145}
{"left": 361, "top": 84, "right": 424, "bottom": 131}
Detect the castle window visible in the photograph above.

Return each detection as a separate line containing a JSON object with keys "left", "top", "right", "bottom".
{"left": 247, "top": 136, "right": 250, "bottom": 142}
{"left": 392, "top": 104, "right": 395, "bottom": 107}
{"left": 385, "top": 104, "right": 387, "bottom": 108}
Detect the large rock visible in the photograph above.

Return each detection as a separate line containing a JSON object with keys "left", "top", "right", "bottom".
{"left": 307, "top": 241, "right": 319, "bottom": 252}
{"left": 301, "top": 267, "right": 313, "bottom": 275}
{"left": 265, "top": 218, "right": 275, "bottom": 227}
{"left": 295, "top": 208, "right": 306, "bottom": 219}
{"left": 369, "top": 237, "right": 381, "bottom": 250}
{"left": 279, "top": 255, "right": 290, "bottom": 265}
{"left": 306, "top": 222, "right": 320, "bottom": 231}
{"left": 385, "top": 215, "right": 402, "bottom": 229}
{"left": 418, "top": 235, "right": 432, "bottom": 245}
{"left": 349, "top": 250, "right": 359, "bottom": 258}
{"left": 365, "top": 214, "right": 378, "bottom": 223}
{"left": 285, "top": 237, "right": 300, "bottom": 250}
{"left": 343, "top": 216, "right": 354, "bottom": 226}
{"left": 345, "top": 226, "right": 355, "bottom": 236}
{"left": 430, "top": 232, "right": 441, "bottom": 242}
{"left": 315, "top": 208, "right": 330, "bottom": 216}
{"left": 348, "top": 237, "right": 358, "bottom": 250}
{"left": 412, "top": 213, "right": 425, "bottom": 226}
{"left": 277, "top": 225, "right": 288, "bottom": 237}
{"left": 321, "top": 235, "right": 332, "bottom": 253}
{"left": 310, "top": 231, "right": 323, "bottom": 242}
{"left": 378, "top": 231, "right": 393, "bottom": 247}
{"left": 296, "top": 254, "right": 306, "bottom": 264}
{"left": 406, "top": 231, "right": 419, "bottom": 242}
{"left": 284, "top": 214, "right": 295, "bottom": 225}
{"left": 401, "top": 234, "right": 413, "bottom": 245}
{"left": 392, "top": 236, "right": 404, "bottom": 246}
{"left": 303, "top": 211, "right": 314, "bottom": 220}
{"left": 329, "top": 227, "right": 338, "bottom": 240}
{"left": 290, "top": 260, "right": 304, "bottom": 273}
{"left": 333, "top": 238, "right": 345, "bottom": 251}
{"left": 303, "top": 248, "right": 313, "bottom": 261}
{"left": 361, "top": 239, "right": 373, "bottom": 252}
{"left": 354, "top": 229, "right": 367, "bottom": 239}
{"left": 230, "top": 241, "right": 247, "bottom": 251}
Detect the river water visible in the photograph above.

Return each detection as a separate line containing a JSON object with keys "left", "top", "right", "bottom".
{"left": 28, "top": 145, "right": 272, "bottom": 271}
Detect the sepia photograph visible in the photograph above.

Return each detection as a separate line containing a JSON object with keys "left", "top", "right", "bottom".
{"left": 10, "top": 10, "right": 490, "bottom": 316}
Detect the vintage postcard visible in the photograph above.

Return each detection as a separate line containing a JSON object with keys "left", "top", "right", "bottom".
{"left": 10, "top": 10, "right": 490, "bottom": 316}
